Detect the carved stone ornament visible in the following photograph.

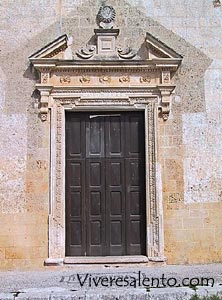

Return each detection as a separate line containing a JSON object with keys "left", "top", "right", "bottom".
{"left": 140, "top": 76, "right": 151, "bottom": 83}
{"left": 97, "top": 5, "right": 116, "bottom": 29}
{"left": 80, "top": 75, "right": 90, "bottom": 83}
{"left": 117, "top": 47, "right": 137, "bottom": 59}
{"left": 76, "top": 45, "right": 96, "bottom": 59}
{"left": 60, "top": 75, "right": 71, "bottom": 84}
{"left": 119, "top": 75, "right": 130, "bottom": 83}
{"left": 41, "top": 73, "right": 49, "bottom": 84}
{"left": 162, "top": 71, "right": 171, "bottom": 84}
{"left": 158, "top": 88, "right": 174, "bottom": 121}
{"left": 213, "top": 0, "right": 221, "bottom": 7}
{"left": 39, "top": 89, "right": 50, "bottom": 121}
{"left": 99, "top": 75, "right": 111, "bottom": 83}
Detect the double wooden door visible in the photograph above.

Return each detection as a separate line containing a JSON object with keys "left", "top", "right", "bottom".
{"left": 65, "top": 111, "right": 146, "bottom": 256}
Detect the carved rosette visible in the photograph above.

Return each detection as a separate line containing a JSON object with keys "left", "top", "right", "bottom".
{"left": 60, "top": 75, "right": 71, "bottom": 84}
{"left": 99, "top": 75, "right": 111, "bottom": 83}
{"left": 119, "top": 75, "right": 130, "bottom": 83}
{"left": 80, "top": 75, "right": 90, "bottom": 84}
{"left": 140, "top": 76, "right": 151, "bottom": 83}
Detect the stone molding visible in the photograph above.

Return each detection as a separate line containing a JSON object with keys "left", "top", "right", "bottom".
{"left": 30, "top": 26, "right": 182, "bottom": 263}
{"left": 47, "top": 93, "right": 165, "bottom": 261}
{"left": 34, "top": 62, "right": 178, "bottom": 122}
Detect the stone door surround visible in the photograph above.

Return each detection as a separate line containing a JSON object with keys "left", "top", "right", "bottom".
{"left": 29, "top": 8, "right": 182, "bottom": 264}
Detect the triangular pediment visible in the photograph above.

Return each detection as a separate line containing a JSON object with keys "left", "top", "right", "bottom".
{"left": 29, "top": 34, "right": 68, "bottom": 59}
{"left": 145, "top": 32, "right": 182, "bottom": 60}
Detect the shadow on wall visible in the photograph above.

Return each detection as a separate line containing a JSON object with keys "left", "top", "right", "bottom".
{"left": 1, "top": 0, "right": 212, "bottom": 117}
{"left": 0, "top": 0, "right": 213, "bottom": 213}
{"left": 26, "top": 0, "right": 212, "bottom": 115}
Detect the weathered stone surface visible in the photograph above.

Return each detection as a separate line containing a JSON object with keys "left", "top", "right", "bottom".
{"left": 0, "top": 0, "right": 222, "bottom": 268}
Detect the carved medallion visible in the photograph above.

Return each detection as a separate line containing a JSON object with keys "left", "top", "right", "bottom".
{"left": 80, "top": 75, "right": 91, "bottom": 84}
{"left": 99, "top": 75, "right": 111, "bottom": 83}
{"left": 41, "top": 113, "right": 47, "bottom": 121}
{"left": 119, "top": 75, "right": 130, "bottom": 83}
{"left": 60, "top": 75, "right": 71, "bottom": 84}
{"left": 140, "top": 76, "right": 151, "bottom": 83}
{"left": 98, "top": 5, "right": 116, "bottom": 29}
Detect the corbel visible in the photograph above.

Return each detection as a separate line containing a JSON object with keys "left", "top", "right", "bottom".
{"left": 158, "top": 86, "right": 175, "bottom": 121}
{"left": 37, "top": 86, "right": 53, "bottom": 121}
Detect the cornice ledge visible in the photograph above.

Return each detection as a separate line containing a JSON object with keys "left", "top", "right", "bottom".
{"left": 30, "top": 58, "right": 181, "bottom": 69}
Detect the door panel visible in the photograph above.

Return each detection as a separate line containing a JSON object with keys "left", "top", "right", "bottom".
{"left": 66, "top": 111, "right": 146, "bottom": 256}
{"left": 105, "top": 115, "right": 124, "bottom": 157}
{"left": 66, "top": 158, "right": 86, "bottom": 256}
{"left": 125, "top": 158, "right": 146, "bottom": 255}
{"left": 86, "top": 159, "right": 106, "bottom": 256}
{"left": 86, "top": 116, "right": 105, "bottom": 158}
{"left": 106, "top": 159, "right": 125, "bottom": 255}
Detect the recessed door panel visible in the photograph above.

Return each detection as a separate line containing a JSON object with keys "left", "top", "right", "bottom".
{"left": 66, "top": 111, "right": 146, "bottom": 256}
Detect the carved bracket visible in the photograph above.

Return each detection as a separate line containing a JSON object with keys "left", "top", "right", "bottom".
{"left": 158, "top": 86, "right": 175, "bottom": 121}
{"left": 38, "top": 88, "right": 52, "bottom": 121}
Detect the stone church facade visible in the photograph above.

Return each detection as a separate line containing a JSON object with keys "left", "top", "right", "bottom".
{"left": 0, "top": 0, "right": 222, "bottom": 269}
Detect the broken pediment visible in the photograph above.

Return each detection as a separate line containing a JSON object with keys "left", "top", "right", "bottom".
{"left": 145, "top": 32, "right": 182, "bottom": 60}
{"left": 29, "top": 30, "right": 182, "bottom": 63}
{"left": 29, "top": 4, "right": 182, "bottom": 122}
{"left": 29, "top": 34, "right": 71, "bottom": 60}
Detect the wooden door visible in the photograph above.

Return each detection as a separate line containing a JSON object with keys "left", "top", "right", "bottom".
{"left": 65, "top": 111, "right": 146, "bottom": 256}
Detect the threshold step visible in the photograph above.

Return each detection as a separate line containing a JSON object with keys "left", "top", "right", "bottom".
{"left": 63, "top": 255, "right": 148, "bottom": 264}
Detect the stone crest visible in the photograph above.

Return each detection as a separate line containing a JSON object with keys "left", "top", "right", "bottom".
{"left": 97, "top": 5, "right": 116, "bottom": 29}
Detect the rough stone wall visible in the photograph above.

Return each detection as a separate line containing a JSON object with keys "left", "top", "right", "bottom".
{"left": 0, "top": 0, "right": 222, "bottom": 269}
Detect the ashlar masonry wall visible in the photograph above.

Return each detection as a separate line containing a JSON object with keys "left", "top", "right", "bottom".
{"left": 0, "top": 0, "right": 222, "bottom": 269}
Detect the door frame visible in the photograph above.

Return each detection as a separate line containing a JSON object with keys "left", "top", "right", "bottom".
{"left": 46, "top": 92, "right": 165, "bottom": 265}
